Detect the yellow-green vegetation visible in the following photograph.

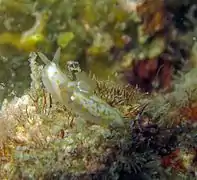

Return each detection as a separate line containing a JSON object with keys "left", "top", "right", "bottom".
{"left": 0, "top": 0, "right": 166, "bottom": 103}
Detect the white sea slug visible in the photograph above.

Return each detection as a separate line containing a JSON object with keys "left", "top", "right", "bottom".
{"left": 37, "top": 48, "right": 72, "bottom": 105}
{"left": 38, "top": 50, "right": 124, "bottom": 127}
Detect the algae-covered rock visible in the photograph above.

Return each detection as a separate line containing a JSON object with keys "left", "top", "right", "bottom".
{"left": 0, "top": 54, "right": 146, "bottom": 179}
{"left": 0, "top": 1, "right": 197, "bottom": 179}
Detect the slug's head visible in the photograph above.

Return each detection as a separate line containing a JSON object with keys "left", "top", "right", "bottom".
{"left": 37, "top": 47, "right": 61, "bottom": 66}
{"left": 37, "top": 48, "right": 71, "bottom": 104}
{"left": 37, "top": 47, "right": 64, "bottom": 83}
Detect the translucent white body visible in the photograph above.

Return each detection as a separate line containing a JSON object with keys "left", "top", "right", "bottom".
{"left": 70, "top": 89, "right": 124, "bottom": 127}
{"left": 42, "top": 62, "right": 71, "bottom": 104}
{"left": 38, "top": 48, "right": 124, "bottom": 127}
{"left": 38, "top": 48, "right": 72, "bottom": 105}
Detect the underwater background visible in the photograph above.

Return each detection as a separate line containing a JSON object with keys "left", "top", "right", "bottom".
{"left": 0, "top": 0, "right": 197, "bottom": 179}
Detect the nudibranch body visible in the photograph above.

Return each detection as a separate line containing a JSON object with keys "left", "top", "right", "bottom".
{"left": 69, "top": 89, "right": 124, "bottom": 127}
{"left": 66, "top": 61, "right": 124, "bottom": 127}
{"left": 38, "top": 49, "right": 124, "bottom": 127}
